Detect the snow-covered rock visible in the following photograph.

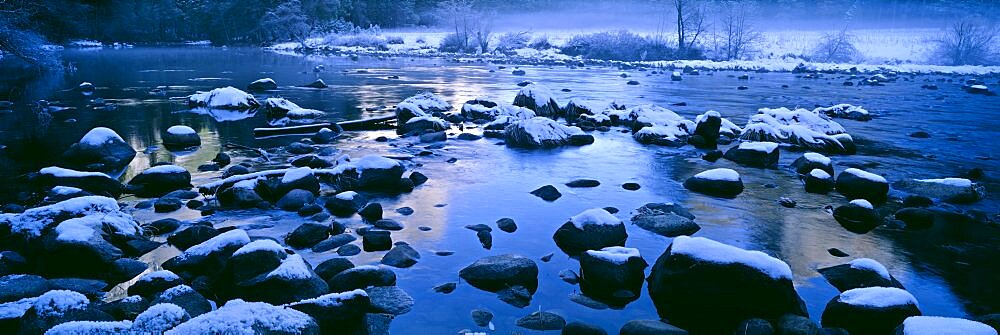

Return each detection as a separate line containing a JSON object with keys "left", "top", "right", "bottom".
{"left": 187, "top": 87, "right": 259, "bottom": 110}
{"left": 60, "top": 127, "right": 136, "bottom": 172}
{"left": 400, "top": 92, "right": 451, "bottom": 113}
{"left": 629, "top": 202, "right": 700, "bottom": 237}
{"left": 833, "top": 199, "right": 879, "bottom": 234}
{"left": 690, "top": 111, "right": 723, "bottom": 148}
{"left": 324, "top": 191, "right": 368, "bottom": 217}
{"left": 814, "top": 104, "right": 872, "bottom": 121}
{"left": 233, "top": 253, "right": 329, "bottom": 305}
{"left": 163, "top": 125, "right": 200, "bottom": 149}
{"left": 579, "top": 246, "right": 647, "bottom": 305}
{"left": 805, "top": 169, "right": 835, "bottom": 194}
{"left": 398, "top": 115, "right": 450, "bottom": 135}
{"left": 647, "top": 236, "right": 805, "bottom": 333}
{"left": 162, "top": 229, "right": 250, "bottom": 278}
{"left": 740, "top": 107, "right": 854, "bottom": 154}
{"left": 821, "top": 286, "right": 921, "bottom": 334}
{"left": 18, "top": 290, "right": 114, "bottom": 334}
{"left": 633, "top": 125, "right": 690, "bottom": 146}
{"left": 723, "top": 141, "right": 780, "bottom": 168}
{"left": 503, "top": 117, "right": 592, "bottom": 148}
{"left": 34, "top": 166, "right": 123, "bottom": 198}
{"left": 263, "top": 98, "right": 326, "bottom": 124}
{"left": 513, "top": 83, "right": 560, "bottom": 118}
{"left": 791, "top": 152, "right": 834, "bottom": 176}
{"left": 128, "top": 270, "right": 183, "bottom": 297}
{"left": 286, "top": 290, "right": 371, "bottom": 333}
{"left": 684, "top": 168, "right": 744, "bottom": 198}
{"left": 836, "top": 168, "right": 890, "bottom": 204}
{"left": 818, "top": 258, "right": 905, "bottom": 292}
{"left": 132, "top": 303, "right": 190, "bottom": 333}
{"left": 126, "top": 165, "right": 191, "bottom": 198}
{"left": 552, "top": 208, "right": 627, "bottom": 254}
{"left": 165, "top": 299, "right": 319, "bottom": 335}
{"left": 1, "top": 196, "right": 138, "bottom": 238}
{"left": 894, "top": 178, "right": 984, "bottom": 204}
{"left": 246, "top": 78, "right": 277, "bottom": 91}
{"left": 896, "top": 316, "right": 997, "bottom": 335}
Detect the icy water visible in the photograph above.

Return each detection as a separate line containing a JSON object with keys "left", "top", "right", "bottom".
{"left": 1, "top": 47, "right": 998, "bottom": 333}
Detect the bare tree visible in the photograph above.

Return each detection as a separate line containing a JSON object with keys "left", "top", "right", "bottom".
{"left": 934, "top": 21, "right": 997, "bottom": 65}
{"left": 472, "top": 12, "right": 493, "bottom": 53}
{"left": 812, "top": 30, "right": 860, "bottom": 63}
{"left": 438, "top": 0, "right": 475, "bottom": 52}
{"left": 718, "top": 1, "right": 762, "bottom": 60}
{"left": 673, "top": 0, "right": 707, "bottom": 54}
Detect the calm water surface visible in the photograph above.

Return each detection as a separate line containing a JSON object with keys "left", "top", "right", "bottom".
{"left": 0, "top": 47, "right": 997, "bottom": 333}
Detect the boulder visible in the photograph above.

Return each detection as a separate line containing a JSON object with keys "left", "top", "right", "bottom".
{"left": 821, "top": 287, "right": 921, "bottom": 334}
{"left": 362, "top": 230, "right": 392, "bottom": 251}
{"left": 276, "top": 189, "right": 315, "bottom": 211}
{"left": 61, "top": 127, "right": 136, "bottom": 171}
{"left": 326, "top": 265, "right": 396, "bottom": 292}
{"left": 646, "top": 236, "right": 806, "bottom": 333}
{"left": 804, "top": 169, "right": 834, "bottom": 194}
{"left": 247, "top": 78, "right": 278, "bottom": 91}
{"left": 358, "top": 203, "right": 383, "bottom": 222}
{"left": 167, "top": 225, "right": 219, "bottom": 250}
{"left": 724, "top": 142, "right": 780, "bottom": 168}
{"left": 187, "top": 86, "right": 259, "bottom": 110}
{"left": 314, "top": 257, "right": 354, "bottom": 282}
{"left": 154, "top": 197, "right": 183, "bottom": 213}
{"left": 776, "top": 314, "right": 822, "bottom": 335}
{"left": 17, "top": 290, "right": 114, "bottom": 334}
{"left": 34, "top": 167, "right": 123, "bottom": 198}
{"left": 683, "top": 168, "right": 744, "bottom": 198}
{"left": 163, "top": 125, "right": 200, "bottom": 149}
{"left": 131, "top": 303, "right": 191, "bottom": 333}
{"left": 579, "top": 247, "right": 647, "bottom": 306}
{"left": 166, "top": 299, "right": 320, "bottom": 334}
{"left": 894, "top": 316, "right": 996, "bottom": 335}
{"left": 127, "top": 165, "right": 191, "bottom": 198}
{"left": 552, "top": 208, "right": 627, "bottom": 255}
{"left": 312, "top": 234, "right": 357, "bottom": 253}
{"left": 516, "top": 311, "right": 566, "bottom": 331}
{"left": 818, "top": 258, "right": 904, "bottom": 292}
{"left": 287, "top": 290, "right": 370, "bottom": 333}
{"left": 791, "top": 152, "right": 834, "bottom": 176}
{"left": 513, "top": 83, "right": 560, "bottom": 118}
{"left": 894, "top": 178, "right": 984, "bottom": 204}
{"left": 365, "top": 286, "right": 413, "bottom": 315}
{"left": 734, "top": 318, "right": 773, "bottom": 335}
{"left": 505, "top": 117, "right": 589, "bottom": 148}
{"left": 162, "top": 229, "right": 250, "bottom": 279}
{"left": 833, "top": 199, "right": 878, "bottom": 234}
{"left": 893, "top": 207, "right": 934, "bottom": 229}
{"left": 235, "top": 254, "right": 329, "bottom": 305}
{"left": 0, "top": 274, "right": 52, "bottom": 303}
{"left": 128, "top": 270, "right": 184, "bottom": 297}
{"left": 381, "top": 244, "right": 420, "bottom": 268}
{"left": 285, "top": 222, "right": 330, "bottom": 249}
{"left": 459, "top": 254, "right": 538, "bottom": 293}
{"left": 630, "top": 203, "right": 700, "bottom": 237}
{"left": 324, "top": 191, "right": 367, "bottom": 216}
{"left": 563, "top": 321, "right": 608, "bottom": 335}
{"left": 218, "top": 180, "right": 264, "bottom": 208}
{"left": 398, "top": 115, "right": 449, "bottom": 135}
{"left": 691, "top": 111, "right": 722, "bottom": 149}
{"left": 530, "top": 184, "right": 562, "bottom": 201}
{"left": 38, "top": 219, "right": 125, "bottom": 278}
{"left": 836, "top": 168, "right": 889, "bottom": 204}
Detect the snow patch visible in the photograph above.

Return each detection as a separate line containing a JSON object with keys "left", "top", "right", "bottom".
{"left": 165, "top": 299, "right": 316, "bottom": 335}
{"left": 671, "top": 236, "right": 792, "bottom": 280}
{"left": 32, "top": 290, "right": 89, "bottom": 316}
{"left": 142, "top": 165, "right": 187, "bottom": 174}
{"left": 569, "top": 208, "right": 622, "bottom": 230}
{"left": 803, "top": 152, "right": 831, "bottom": 165}
{"left": 0, "top": 196, "right": 136, "bottom": 237}
{"left": 287, "top": 289, "right": 367, "bottom": 307}
{"left": 901, "top": 316, "right": 997, "bottom": 335}
{"left": 182, "top": 229, "right": 250, "bottom": 257}
{"left": 188, "top": 86, "right": 258, "bottom": 109}
{"left": 738, "top": 141, "right": 779, "bottom": 152}
{"left": 850, "top": 199, "right": 874, "bottom": 209}
{"left": 54, "top": 220, "right": 97, "bottom": 242}
{"left": 281, "top": 167, "right": 314, "bottom": 184}
{"left": 45, "top": 321, "right": 132, "bottom": 334}
{"left": 354, "top": 155, "right": 401, "bottom": 170}
{"left": 838, "top": 286, "right": 918, "bottom": 308}
{"left": 139, "top": 270, "right": 180, "bottom": 283}
{"left": 39, "top": 167, "right": 109, "bottom": 178}
{"left": 167, "top": 125, "right": 196, "bottom": 135}
{"left": 585, "top": 246, "right": 641, "bottom": 265}
{"left": 693, "top": 168, "right": 741, "bottom": 182}
{"left": 401, "top": 92, "right": 451, "bottom": 112}
{"left": 843, "top": 168, "right": 887, "bottom": 183}
{"left": 233, "top": 239, "right": 285, "bottom": 256}
{"left": 79, "top": 127, "right": 125, "bottom": 146}
{"left": 849, "top": 258, "right": 891, "bottom": 280}
{"left": 809, "top": 169, "right": 832, "bottom": 179}
{"left": 915, "top": 178, "right": 972, "bottom": 188}
{"left": 133, "top": 303, "right": 189, "bottom": 333}
{"left": 335, "top": 191, "right": 358, "bottom": 201}
{"left": 267, "top": 254, "right": 313, "bottom": 280}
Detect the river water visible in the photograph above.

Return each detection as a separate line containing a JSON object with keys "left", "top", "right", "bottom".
{"left": 0, "top": 47, "right": 997, "bottom": 333}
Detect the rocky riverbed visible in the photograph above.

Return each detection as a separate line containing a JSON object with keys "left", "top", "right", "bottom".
{"left": 0, "top": 47, "right": 998, "bottom": 334}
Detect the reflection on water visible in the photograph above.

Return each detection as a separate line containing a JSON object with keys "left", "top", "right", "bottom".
{"left": 1, "top": 47, "right": 998, "bottom": 332}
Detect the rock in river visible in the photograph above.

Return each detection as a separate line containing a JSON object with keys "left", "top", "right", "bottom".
{"left": 126, "top": 165, "right": 192, "bottom": 198}
{"left": 553, "top": 208, "right": 628, "bottom": 255}
{"left": 60, "top": 127, "right": 137, "bottom": 172}
{"left": 630, "top": 203, "right": 700, "bottom": 237}
{"left": 836, "top": 168, "right": 889, "bottom": 204}
{"left": 833, "top": 199, "right": 879, "bottom": 234}
{"left": 818, "top": 258, "right": 905, "bottom": 292}
{"left": 459, "top": 254, "right": 538, "bottom": 293}
{"left": 646, "top": 236, "right": 806, "bottom": 333}
{"left": 579, "top": 247, "right": 647, "bottom": 306}
{"left": 683, "top": 168, "right": 744, "bottom": 198}
{"left": 821, "top": 286, "right": 921, "bottom": 334}
{"left": 724, "top": 141, "right": 780, "bottom": 168}
{"left": 894, "top": 178, "right": 984, "bottom": 204}
{"left": 162, "top": 125, "right": 200, "bottom": 149}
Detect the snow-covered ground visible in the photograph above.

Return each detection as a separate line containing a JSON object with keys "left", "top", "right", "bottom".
{"left": 268, "top": 27, "right": 1000, "bottom": 75}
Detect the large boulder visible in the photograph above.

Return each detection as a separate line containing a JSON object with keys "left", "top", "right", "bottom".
{"left": 821, "top": 287, "right": 921, "bottom": 334}
{"left": 0, "top": 274, "right": 51, "bottom": 303}
{"left": 579, "top": 247, "right": 647, "bottom": 306}
{"left": 33, "top": 167, "right": 123, "bottom": 198}
{"left": 504, "top": 117, "right": 591, "bottom": 148}
{"left": 513, "top": 83, "right": 560, "bottom": 118}
{"left": 629, "top": 203, "right": 700, "bottom": 237}
{"left": 17, "top": 290, "right": 114, "bottom": 334}
{"left": 647, "top": 236, "right": 806, "bottom": 333}
{"left": 128, "top": 270, "right": 184, "bottom": 297}
{"left": 633, "top": 125, "right": 690, "bottom": 147}
{"left": 149, "top": 285, "right": 211, "bottom": 317}
{"left": 287, "top": 290, "right": 370, "bottom": 334}
{"left": 791, "top": 152, "right": 834, "bottom": 176}
{"left": 126, "top": 165, "right": 192, "bottom": 198}
{"left": 60, "top": 127, "right": 136, "bottom": 172}
{"left": 218, "top": 179, "right": 265, "bottom": 208}
{"left": 552, "top": 208, "right": 627, "bottom": 255}
{"left": 459, "top": 254, "right": 538, "bottom": 293}
{"left": 724, "top": 142, "right": 780, "bottom": 168}
{"left": 165, "top": 299, "right": 320, "bottom": 334}
{"left": 235, "top": 254, "right": 329, "bottom": 305}
{"left": 894, "top": 316, "right": 997, "bottom": 335}
{"left": 38, "top": 219, "right": 125, "bottom": 278}
{"left": 804, "top": 169, "right": 835, "bottom": 194}
{"left": 894, "top": 178, "right": 984, "bottom": 204}
{"left": 400, "top": 92, "right": 451, "bottom": 114}
{"left": 324, "top": 191, "right": 367, "bottom": 216}
{"left": 162, "top": 125, "right": 200, "bottom": 149}
{"left": 683, "top": 168, "right": 744, "bottom": 198}
{"left": 836, "top": 168, "right": 889, "bottom": 204}
{"left": 279, "top": 167, "right": 320, "bottom": 195}
{"left": 187, "top": 86, "right": 259, "bottom": 110}
{"left": 740, "top": 107, "right": 854, "bottom": 154}
{"left": 691, "top": 111, "right": 722, "bottom": 148}
{"left": 818, "top": 258, "right": 904, "bottom": 292}
{"left": 326, "top": 265, "right": 396, "bottom": 292}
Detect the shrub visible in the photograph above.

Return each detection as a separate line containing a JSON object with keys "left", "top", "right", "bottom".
{"left": 933, "top": 21, "right": 997, "bottom": 65}
{"left": 528, "top": 35, "right": 553, "bottom": 49}
{"left": 386, "top": 35, "right": 404, "bottom": 44}
{"left": 811, "top": 31, "right": 861, "bottom": 63}
{"left": 495, "top": 31, "right": 530, "bottom": 52}
{"left": 562, "top": 30, "right": 688, "bottom": 61}
{"left": 323, "top": 33, "right": 388, "bottom": 50}
{"left": 438, "top": 32, "right": 475, "bottom": 53}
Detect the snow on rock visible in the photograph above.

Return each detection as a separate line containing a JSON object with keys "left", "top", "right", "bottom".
{"left": 247, "top": 78, "right": 277, "bottom": 91}
{"left": 165, "top": 299, "right": 318, "bottom": 335}
{"left": 513, "top": 83, "right": 560, "bottom": 118}
{"left": 738, "top": 141, "right": 779, "bottom": 152}
{"left": 804, "top": 152, "right": 831, "bottom": 165}
{"left": 584, "top": 246, "right": 641, "bottom": 265}
{"left": 916, "top": 178, "right": 972, "bottom": 187}
{"left": 569, "top": 208, "right": 623, "bottom": 229}
{"left": 32, "top": 290, "right": 89, "bottom": 316}
{"left": 813, "top": 104, "right": 872, "bottom": 121}
{"left": 694, "top": 168, "right": 741, "bottom": 181}
{"left": 633, "top": 125, "right": 691, "bottom": 146}
{"left": 0, "top": 297, "right": 36, "bottom": 319}
{"left": 142, "top": 165, "right": 187, "bottom": 175}
{"left": 266, "top": 254, "right": 313, "bottom": 280}
{"left": 627, "top": 104, "right": 692, "bottom": 128}
{"left": 850, "top": 199, "right": 874, "bottom": 209}
{"left": 843, "top": 168, "right": 887, "bottom": 183}
{"left": 181, "top": 229, "right": 250, "bottom": 258}
{"left": 139, "top": 270, "right": 180, "bottom": 283}
{"left": 899, "top": 316, "right": 997, "bottom": 335}
{"left": 188, "top": 86, "right": 259, "bottom": 110}
{"left": 503, "top": 116, "right": 588, "bottom": 148}
{"left": 39, "top": 166, "right": 109, "bottom": 178}
{"left": 399, "top": 114, "right": 450, "bottom": 134}
{"left": 263, "top": 98, "right": 325, "bottom": 123}
{"left": 354, "top": 155, "right": 402, "bottom": 170}
{"left": 281, "top": 167, "right": 314, "bottom": 184}
{"left": 810, "top": 169, "right": 832, "bottom": 179}
{"left": 166, "top": 125, "right": 196, "bottom": 135}
{"left": 80, "top": 127, "right": 126, "bottom": 146}
{"left": 837, "top": 286, "right": 918, "bottom": 308}
{"left": 740, "top": 107, "right": 853, "bottom": 153}
{"left": 0, "top": 196, "right": 137, "bottom": 238}
{"left": 335, "top": 191, "right": 359, "bottom": 201}
{"left": 400, "top": 92, "right": 451, "bottom": 113}
{"left": 895, "top": 177, "right": 984, "bottom": 204}
{"left": 848, "top": 258, "right": 891, "bottom": 280}
{"left": 54, "top": 219, "right": 98, "bottom": 242}
{"left": 233, "top": 239, "right": 285, "bottom": 257}
{"left": 837, "top": 168, "right": 890, "bottom": 204}
{"left": 286, "top": 289, "right": 368, "bottom": 308}
{"left": 132, "top": 303, "right": 190, "bottom": 333}
{"left": 670, "top": 236, "right": 792, "bottom": 280}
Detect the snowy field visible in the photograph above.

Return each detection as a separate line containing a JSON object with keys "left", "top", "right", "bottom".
{"left": 264, "top": 27, "right": 1000, "bottom": 75}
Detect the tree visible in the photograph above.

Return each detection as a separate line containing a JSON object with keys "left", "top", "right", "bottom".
{"left": 437, "top": 0, "right": 475, "bottom": 52}
{"left": 0, "top": 1, "right": 60, "bottom": 68}
{"left": 258, "top": 0, "right": 311, "bottom": 44}
{"left": 717, "top": 1, "right": 762, "bottom": 60}
{"left": 934, "top": 20, "right": 997, "bottom": 65}
{"left": 673, "top": 0, "right": 707, "bottom": 55}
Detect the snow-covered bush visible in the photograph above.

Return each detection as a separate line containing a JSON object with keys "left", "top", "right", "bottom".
{"left": 932, "top": 21, "right": 998, "bottom": 66}
{"left": 528, "top": 35, "right": 553, "bottom": 50}
{"left": 385, "top": 35, "right": 404, "bottom": 45}
{"left": 562, "top": 30, "right": 685, "bottom": 61}
{"left": 439, "top": 32, "right": 475, "bottom": 53}
{"left": 811, "top": 31, "right": 861, "bottom": 63}
{"left": 495, "top": 32, "right": 531, "bottom": 52}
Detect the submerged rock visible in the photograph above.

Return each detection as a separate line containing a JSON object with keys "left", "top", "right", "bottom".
{"left": 630, "top": 203, "right": 700, "bottom": 237}
{"left": 459, "top": 254, "right": 538, "bottom": 293}
{"left": 516, "top": 311, "right": 566, "bottom": 331}
{"left": 894, "top": 178, "right": 984, "bottom": 204}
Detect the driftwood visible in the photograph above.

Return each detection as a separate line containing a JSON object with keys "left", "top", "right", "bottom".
{"left": 337, "top": 115, "right": 396, "bottom": 131}
{"left": 223, "top": 143, "right": 270, "bottom": 161}
{"left": 253, "top": 123, "right": 333, "bottom": 137}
